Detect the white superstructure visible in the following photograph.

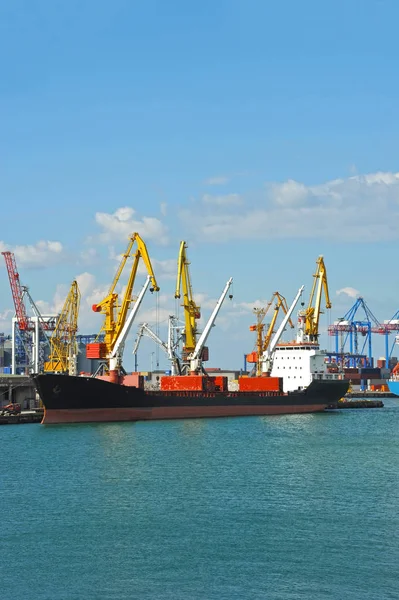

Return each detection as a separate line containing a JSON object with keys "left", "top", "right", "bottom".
{"left": 270, "top": 343, "right": 341, "bottom": 393}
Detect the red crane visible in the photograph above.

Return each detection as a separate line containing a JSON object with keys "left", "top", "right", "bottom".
{"left": 1, "top": 251, "right": 30, "bottom": 331}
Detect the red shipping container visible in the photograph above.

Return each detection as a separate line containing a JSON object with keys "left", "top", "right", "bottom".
{"left": 238, "top": 376, "right": 282, "bottom": 392}
{"left": 212, "top": 376, "right": 228, "bottom": 392}
{"left": 122, "top": 373, "right": 144, "bottom": 388}
{"left": 160, "top": 375, "right": 207, "bottom": 391}
{"left": 86, "top": 342, "right": 107, "bottom": 359}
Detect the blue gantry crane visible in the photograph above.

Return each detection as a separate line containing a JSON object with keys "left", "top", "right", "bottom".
{"left": 328, "top": 297, "right": 382, "bottom": 367}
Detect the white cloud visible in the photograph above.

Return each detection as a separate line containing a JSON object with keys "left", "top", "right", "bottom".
{"left": 336, "top": 287, "right": 360, "bottom": 299}
{"left": 160, "top": 202, "right": 167, "bottom": 217}
{"left": 179, "top": 170, "right": 399, "bottom": 243}
{"left": 0, "top": 309, "right": 13, "bottom": 334}
{"left": 79, "top": 247, "right": 98, "bottom": 266}
{"left": 202, "top": 193, "right": 243, "bottom": 207}
{"left": 0, "top": 240, "right": 65, "bottom": 268}
{"left": 270, "top": 180, "right": 309, "bottom": 207}
{"left": 204, "top": 175, "right": 230, "bottom": 185}
{"left": 95, "top": 207, "right": 169, "bottom": 245}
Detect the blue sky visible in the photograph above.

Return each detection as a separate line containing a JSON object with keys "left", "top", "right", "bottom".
{"left": 1, "top": 0, "right": 398, "bottom": 370}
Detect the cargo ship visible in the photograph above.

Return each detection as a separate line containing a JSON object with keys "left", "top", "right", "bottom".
{"left": 387, "top": 363, "right": 399, "bottom": 396}
{"left": 32, "top": 259, "right": 349, "bottom": 424}
{"left": 32, "top": 372, "right": 349, "bottom": 424}
{"left": 388, "top": 380, "right": 399, "bottom": 396}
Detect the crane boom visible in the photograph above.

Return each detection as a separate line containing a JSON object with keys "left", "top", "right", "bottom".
{"left": 189, "top": 277, "right": 233, "bottom": 373}
{"left": 44, "top": 281, "right": 81, "bottom": 374}
{"left": 135, "top": 318, "right": 181, "bottom": 375}
{"left": 175, "top": 241, "right": 200, "bottom": 354}
{"left": 109, "top": 276, "right": 151, "bottom": 371}
{"left": 262, "top": 294, "right": 294, "bottom": 353}
{"left": 297, "top": 256, "right": 330, "bottom": 343}
{"left": 92, "top": 233, "right": 159, "bottom": 355}
{"left": 1, "top": 251, "right": 30, "bottom": 330}
{"left": 261, "top": 285, "right": 305, "bottom": 374}
{"left": 88, "top": 233, "right": 159, "bottom": 374}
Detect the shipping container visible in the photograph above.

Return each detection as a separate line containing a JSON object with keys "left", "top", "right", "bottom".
{"left": 86, "top": 342, "right": 108, "bottom": 359}
{"left": 212, "top": 376, "right": 228, "bottom": 392}
{"left": 238, "top": 376, "right": 282, "bottom": 392}
{"left": 160, "top": 375, "right": 207, "bottom": 391}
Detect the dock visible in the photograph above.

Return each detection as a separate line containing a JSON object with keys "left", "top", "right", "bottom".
{"left": 345, "top": 391, "right": 395, "bottom": 399}
{"left": 0, "top": 410, "right": 43, "bottom": 425}
{"left": 328, "top": 399, "right": 384, "bottom": 410}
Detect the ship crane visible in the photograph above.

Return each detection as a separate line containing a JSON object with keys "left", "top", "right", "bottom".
{"left": 248, "top": 292, "right": 295, "bottom": 376}
{"left": 297, "top": 256, "right": 330, "bottom": 344}
{"left": 44, "top": 281, "right": 81, "bottom": 375}
{"left": 175, "top": 241, "right": 201, "bottom": 368}
{"left": 260, "top": 285, "right": 305, "bottom": 375}
{"left": 133, "top": 316, "right": 182, "bottom": 375}
{"left": 87, "top": 233, "right": 159, "bottom": 381}
{"left": 188, "top": 277, "right": 233, "bottom": 374}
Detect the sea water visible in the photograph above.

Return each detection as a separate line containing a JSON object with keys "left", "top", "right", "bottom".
{"left": 1, "top": 400, "right": 399, "bottom": 600}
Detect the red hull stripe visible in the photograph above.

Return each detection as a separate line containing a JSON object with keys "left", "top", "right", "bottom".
{"left": 42, "top": 404, "right": 328, "bottom": 424}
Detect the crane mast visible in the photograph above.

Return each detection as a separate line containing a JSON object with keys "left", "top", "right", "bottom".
{"left": 175, "top": 241, "right": 200, "bottom": 357}
{"left": 87, "top": 233, "right": 159, "bottom": 378}
{"left": 297, "top": 256, "right": 331, "bottom": 343}
{"left": 44, "top": 281, "right": 81, "bottom": 375}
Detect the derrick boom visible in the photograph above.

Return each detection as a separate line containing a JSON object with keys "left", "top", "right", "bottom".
{"left": 248, "top": 292, "right": 295, "bottom": 376}
{"left": 297, "top": 256, "right": 331, "bottom": 343}
{"left": 44, "top": 281, "right": 81, "bottom": 374}
{"left": 175, "top": 241, "right": 200, "bottom": 354}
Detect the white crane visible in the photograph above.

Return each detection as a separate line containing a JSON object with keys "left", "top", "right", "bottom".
{"left": 132, "top": 316, "right": 182, "bottom": 375}
{"left": 260, "top": 285, "right": 305, "bottom": 375}
{"left": 187, "top": 277, "right": 233, "bottom": 374}
{"left": 109, "top": 275, "right": 151, "bottom": 372}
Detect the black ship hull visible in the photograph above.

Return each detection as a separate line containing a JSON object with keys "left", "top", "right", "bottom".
{"left": 32, "top": 374, "right": 349, "bottom": 424}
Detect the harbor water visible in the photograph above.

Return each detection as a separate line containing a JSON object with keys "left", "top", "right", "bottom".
{"left": 2, "top": 399, "right": 399, "bottom": 600}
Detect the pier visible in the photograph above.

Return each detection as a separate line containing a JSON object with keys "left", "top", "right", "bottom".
{"left": 0, "top": 409, "right": 43, "bottom": 425}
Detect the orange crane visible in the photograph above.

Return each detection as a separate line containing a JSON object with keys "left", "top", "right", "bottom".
{"left": 247, "top": 292, "right": 295, "bottom": 376}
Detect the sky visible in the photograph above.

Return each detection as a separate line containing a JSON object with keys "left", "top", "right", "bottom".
{"left": 1, "top": 0, "right": 399, "bottom": 371}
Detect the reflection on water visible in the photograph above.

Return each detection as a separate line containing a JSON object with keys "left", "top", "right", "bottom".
{"left": 2, "top": 405, "right": 399, "bottom": 600}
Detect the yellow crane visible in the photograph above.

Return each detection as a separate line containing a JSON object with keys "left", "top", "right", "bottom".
{"left": 87, "top": 233, "right": 159, "bottom": 374}
{"left": 174, "top": 241, "right": 201, "bottom": 358}
{"left": 297, "top": 255, "right": 331, "bottom": 343}
{"left": 44, "top": 280, "right": 81, "bottom": 375}
{"left": 248, "top": 292, "right": 294, "bottom": 376}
